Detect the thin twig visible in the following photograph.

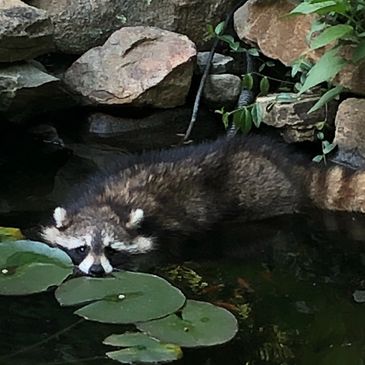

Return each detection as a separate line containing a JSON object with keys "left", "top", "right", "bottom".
{"left": 182, "top": 0, "right": 248, "bottom": 142}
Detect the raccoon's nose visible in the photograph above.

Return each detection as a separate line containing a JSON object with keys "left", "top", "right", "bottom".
{"left": 89, "top": 264, "right": 105, "bottom": 276}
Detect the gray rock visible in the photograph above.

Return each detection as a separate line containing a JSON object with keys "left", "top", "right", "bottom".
{"left": 197, "top": 52, "right": 235, "bottom": 75}
{"left": 84, "top": 107, "right": 222, "bottom": 150}
{"left": 28, "top": 0, "right": 237, "bottom": 54}
{"left": 64, "top": 26, "right": 196, "bottom": 108}
{"left": 333, "top": 98, "right": 365, "bottom": 168}
{"left": 0, "top": 61, "right": 74, "bottom": 122}
{"left": 0, "top": 0, "right": 53, "bottom": 62}
{"left": 203, "top": 74, "right": 241, "bottom": 108}
{"left": 256, "top": 94, "right": 338, "bottom": 143}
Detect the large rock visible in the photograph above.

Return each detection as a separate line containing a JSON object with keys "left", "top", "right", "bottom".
{"left": 28, "top": 0, "right": 236, "bottom": 54}
{"left": 333, "top": 98, "right": 365, "bottom": 168}
{"left": 0, "top": 61, "right": 74, "bottom": 122}
{"left": 234, "top": 0, "right": 365, "bottom": 95}
{"left": 64, "top": 27, "right": 196, "bottom": 108}
{"left": 256, "top": 93, "right": 337, "bottom": 143}
{"left": 0, "top": 0, "right": 53, "bottom": 62}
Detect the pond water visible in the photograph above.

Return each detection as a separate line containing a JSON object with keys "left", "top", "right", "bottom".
{"left": 0, "top": 211, "right": 365, "bottom": 365}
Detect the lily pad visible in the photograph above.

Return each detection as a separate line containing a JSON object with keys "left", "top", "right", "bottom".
{"left": 0, "top": 240, "right": 73, "bottom": 295}
{"left": 55, "top": 271, "right": 186, "bottom": 323}
{"left": 104, "top": 332, "right": 183, "bottom": 364}
{"left": 137, "top": 300, "right": 238, "bottom": 347}
{"left": 0, "top": 227, "right": 24, "bottom": 241}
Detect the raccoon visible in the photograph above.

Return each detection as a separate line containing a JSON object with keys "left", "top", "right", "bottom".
{"left": 40, "top": 135, "right": 365, "bottom": 275}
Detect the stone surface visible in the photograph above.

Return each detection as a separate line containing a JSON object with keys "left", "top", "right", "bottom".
{"left": 333, "top": 98, "right": 365, "bottom": 168}
{"left": 64, "top": 26, "right": 196, "bottom": 108}
{"left": 0, "top": 0, "right": 53, "bottom": 62}
{"left": 84, "top": 106, "right": 223, "bottom": 150}
{"left": 234, "top": 0, "right": 315, "bottom": 66}
{"left": 256, "top": 93, "right": 337, "bottom": 143}
{"left": 203, "top": 74, "right": 241, "bottom": 108}
{"left": 0, "top": 61, "right": 74, "bottom": 122}
{"left": 197, "top": 52, "right": 235, "bottom": 75}
{"left": 234, "top": 0, "right": 365, "bottom": 95}
{"left": 28, "top": 0, "right": 237, "bottom": 54}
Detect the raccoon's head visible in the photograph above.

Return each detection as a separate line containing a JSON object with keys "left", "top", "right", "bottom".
{"left": 41, "top": 205, "right": 154, "bottom": 275}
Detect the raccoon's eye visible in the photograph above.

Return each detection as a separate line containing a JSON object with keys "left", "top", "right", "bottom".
{"left": 75, "top": 246, "right": 87, "bottom": 254}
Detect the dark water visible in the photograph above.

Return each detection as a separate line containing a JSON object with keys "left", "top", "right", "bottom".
{"left": 0, "top": 212, "right": 365, "bottom": 365}
{"left": 1, "top": 126, "right": 365, "bottom": 365}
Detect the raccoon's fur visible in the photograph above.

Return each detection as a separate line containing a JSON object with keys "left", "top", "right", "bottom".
{"left": 41, "top": 135, "right": 365, "bottom": 275}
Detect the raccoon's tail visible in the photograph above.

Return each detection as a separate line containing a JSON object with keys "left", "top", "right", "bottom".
{"left": 308, "top": 165, "right": 365, "bottom": 213}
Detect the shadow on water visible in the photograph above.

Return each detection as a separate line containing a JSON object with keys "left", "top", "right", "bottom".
{"left": 1, "top": 211, "right": 365, "bottom": 365}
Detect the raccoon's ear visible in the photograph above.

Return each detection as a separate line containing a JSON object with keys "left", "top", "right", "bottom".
{"left": 126, "top": 208, "right": 144, "bottom": 229}
{"left": 53, "top": 207, "right": 69, "bottom": 228}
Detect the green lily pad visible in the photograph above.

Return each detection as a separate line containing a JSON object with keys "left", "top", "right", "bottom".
{"left": 104, "top": 332, "right": 183, "bottom": 364}
{"left": 137, "top": 300, "right": 238, "bottom": 347}
{"left": 0, "top": 240, "right": 73, "bottom": 295}
{"left": 0, "top": 227, "right": 24, "bottom": 241}
{"left": 55, "top": 271, "right": 186, "bottom": 323}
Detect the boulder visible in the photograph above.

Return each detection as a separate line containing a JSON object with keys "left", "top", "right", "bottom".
{"left": 256, "top": 93, "right": 337, "bottom": 143}
{"left": 203, "top": 74, "right": 241, "bottom": 108}
{"left": 0, "top": 61, "right": 74, "bottom": 122}
{"left": 28, "top": 0, "right": 237, "bottom": 54}
{"left": 0, "top": 0, "right": 53, "bottom": 62}
{"left": 64, "top": 26, "right": 196, "bottom": 108}
{"left": 333, "top": 98, "right": 365, "bottom": 168}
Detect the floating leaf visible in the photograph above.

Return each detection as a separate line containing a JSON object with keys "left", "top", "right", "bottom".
{"left": 55, "top": 271, "right": 186, "bottom": 324}
{"left": 137, "top": 300, "right": 238, "bottom": 347}
{"left": 0, "top": 227, "right": 24, "bottom": 241}
{"left": 0, "top": 240, "right": 73, "bottom": 295}
{"left": 104, "top": 332, "right": 182, "bottom": 364}
{"left": 310, "top": 24, "right": 353, "bottom": 50}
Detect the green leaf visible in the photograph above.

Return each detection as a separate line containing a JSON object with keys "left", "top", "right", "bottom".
{"left": 207, "top": 24, "right": 214, "bottom": 37}
{"left": 222, "top": 112, "right": 229, "bottom": 129}
{"left": 322, "top": 141, "right": 336, "bottom": 154}
{"left": 247, "top": 48, "right": 260, "bottom": 57}
{"left": 0, "top": 227, "right": 24, "bottom": 241}
{"left": 104, "top": 333, "right": 183, "bottom": 364}
{"left": 137, "top": 300, "right": 238, "bottom": 347}
{"left": 214, "top": 21, "right": 225, "bottom": 36}
{"left": 242, "top": 73, "right": 253, "bottom": 90}
{"left": 299, "top": 48, "right": 346, "bottom": 94}
{"left": 313, "top": 155, "right": 324, "bottom": 163}
{"left": 233, "top": 108, "right": 252, "bottom": 134}
{"left": 55, "top": 271, "right": 186, "bottom": 324}
{"left": 307, "top": 20, "right": 327, "bottom": 43}
{"left": 0, "top": 240, "right": 73, "bottom": 295}
{"left": 251, "top": 103, "right": 263, "bottom": 128}
{"left": 311, "top": 24, "right": 353, "bottom": 50}
{"left": 290, "top": 1, "right": 347, "bottom": 15}
{"left": 308, "top": 86, "right": 343, "bottom": 113}
{"left": 276, "top": 93, "right": 299, "bottom": 103}
{"left": 353, "top": 40, "right": 365, "bottom": 63}
{"left": 259, "top": 76, "right": 270, "bottom": 96}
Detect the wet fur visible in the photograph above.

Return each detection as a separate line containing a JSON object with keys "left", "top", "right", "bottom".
{"left": 41, "top": 135, "right": 365, "bottom": 274}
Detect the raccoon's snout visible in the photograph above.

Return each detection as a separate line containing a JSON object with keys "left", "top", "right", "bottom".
{"left": 89, "top": 264, "right": 105, "bottom": 276}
